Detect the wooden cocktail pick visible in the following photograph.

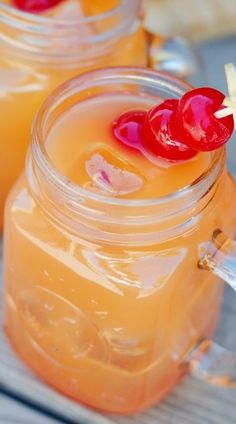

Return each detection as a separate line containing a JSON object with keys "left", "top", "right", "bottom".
{"left": 215, "top": 63, "right": 236, "bottom": 129}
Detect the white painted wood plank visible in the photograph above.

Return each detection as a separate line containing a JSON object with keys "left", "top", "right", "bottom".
{"left": 0, "top": 394, "right": 60, "bottom": 424}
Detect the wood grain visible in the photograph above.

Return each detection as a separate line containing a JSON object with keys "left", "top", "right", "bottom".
{"left": 0, "top": 394, "right": 60, "bottom": 424}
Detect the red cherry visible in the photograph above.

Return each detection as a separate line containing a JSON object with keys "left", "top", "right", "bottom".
{"left": 112, "top": 110, "right": 146, "bottom": 151}
{"left": 176, "top": 87, "right": 234, "bottom": 152}
{"left": 13, "top": 0, "right": 62, "bottom": 13}
{"left": 142, "top": 99, "right": 197, "bottom": 161}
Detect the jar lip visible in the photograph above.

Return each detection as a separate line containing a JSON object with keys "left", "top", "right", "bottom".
{"left": 0, "top": 0, "right": 141, "bottom": 62}
{"left": 0, "top": 0, "right": 131, "bottom": 28}
{"left": 31, "top": 66, "right": 225, "bottom": 209}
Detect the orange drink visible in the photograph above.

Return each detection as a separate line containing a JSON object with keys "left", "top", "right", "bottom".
{"left": 0, "top": 0, "right": 147, "bottom": 230}
{"left": 4, "top": 68, "right": 236, "bottom": 414}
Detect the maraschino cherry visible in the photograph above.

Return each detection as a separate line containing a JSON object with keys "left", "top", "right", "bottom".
{"left": 113, "top": 111, "right": 146, "bottom": 151}
{"left": 176, "top": 87, "right": 234, "bottom": 152}
{"left": 142, "top": 99, "right": 197, "bottom": 161}
{"left": 112, "top": 86, "right": 234, "bottom": 162}
{"left": 13, "top": 0, "right": 62, "bottom": 13}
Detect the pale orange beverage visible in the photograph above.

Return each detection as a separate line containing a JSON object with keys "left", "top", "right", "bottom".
{"left": 0, "top": 0, "right": 147, "bottom": 230}
{"left": 4, "top": 68, "right": 236, "bottom": 414}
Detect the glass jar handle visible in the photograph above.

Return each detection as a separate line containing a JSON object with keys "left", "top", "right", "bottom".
{"left": 147, "top": 35, "right": 203, "bottom": 85}
{"left": 185, "top": 229, "right": 236, "bottom": 387}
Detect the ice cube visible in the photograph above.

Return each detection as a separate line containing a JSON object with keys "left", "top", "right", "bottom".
{"left": 85, "top": 153, "right": 143, "bottom": 196}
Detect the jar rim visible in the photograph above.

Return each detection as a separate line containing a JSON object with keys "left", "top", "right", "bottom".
{"left": 0, "top": 0, "right": 141, "bottom": 62}
{"left": 0, "top": 0, "right": 138, "bottom": 41}
{"left": 31, "top": 66, "right": 225, "bottom": 211}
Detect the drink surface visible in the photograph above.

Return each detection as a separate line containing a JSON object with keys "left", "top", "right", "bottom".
{"left": 46, "top": 93, "right": 211, "bottom": 199}
{"left": 4, "top": 90, "right": 236, "bottom": 413}
{"left": 0, "top": 0, "right": 147, "bottom": 230}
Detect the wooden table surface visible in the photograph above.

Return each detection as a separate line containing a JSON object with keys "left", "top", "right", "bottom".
{"left": 1, "top": 36, "right": 236, "bottom": 424}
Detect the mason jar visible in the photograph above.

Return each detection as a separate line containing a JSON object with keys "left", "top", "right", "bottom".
{"left": 4, "top": 68, "right": 236, "bottom": 414}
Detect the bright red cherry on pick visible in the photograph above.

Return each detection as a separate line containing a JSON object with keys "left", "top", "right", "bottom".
{"left": 176, "top": 87, "right": 234, "bottom": 152}
{"left": 142, "top": 99, "right": 197, "bottom": 161}
{"left": 13, "top": 0, "right": 62, "bottom": 13}
{"left": 113, "top": 110, "right": 146, "bottom": 151}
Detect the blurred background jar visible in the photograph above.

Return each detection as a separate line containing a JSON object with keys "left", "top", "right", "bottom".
{"left": 145, "top": 0, "right": 236, "bottom": 44}
{"left": 0, "top": 0, "right": 147, "bottom": 230}
{"left": 144, "top": 0, "right": 236, "bottom": 86}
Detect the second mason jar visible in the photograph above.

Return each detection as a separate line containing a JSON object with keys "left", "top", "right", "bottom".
{"left": 0, "top": 0, "right": 147, "bottom": 229}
